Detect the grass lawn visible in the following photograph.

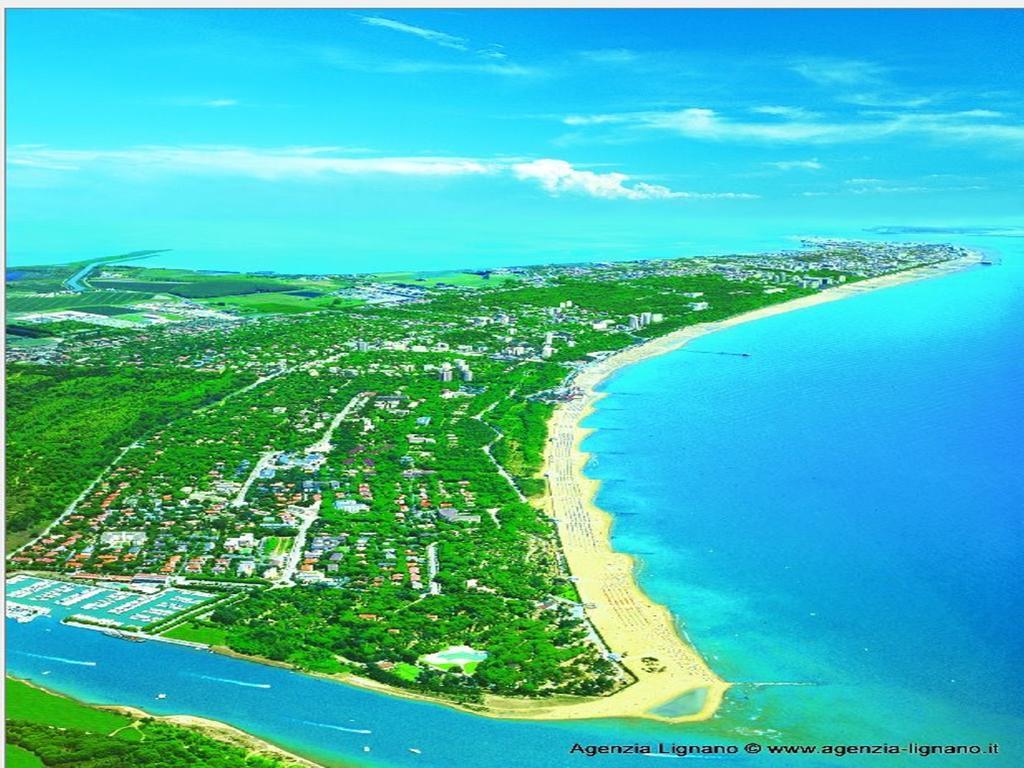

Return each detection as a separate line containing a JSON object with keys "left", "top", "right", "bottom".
{"left": 420, "top": 645, "right": 487, "bottom": 675}
{"left": 162, "top": 621, "right": 230, "bottom": 646}
{"left": 6, "top": 290, "right": 151, "bottom": 313}
{"left": 201, "top": 292, "right": 360, "bottom": 315}
{"left": 392, "top": 662, "right": 421, "bottom": 682}
{"left": 420, "top": 660, "right": 480, "bottom": 675}
{"left": 5, "top": 744, "right": 44, "bottom": 768}
{"left": 5, "top": 336, "right": 58, "bottom": 349}
{"left": 261, "top": 536, "right": 293, "bottom": 557}
{"left": 89, "top": 276, "right": 286, "bottom": 298}
{"left": 6, "top": 677, "right": 130, "bottom": 734}
{"left": 373, "top": 270, "right": 513, "bottom": 289}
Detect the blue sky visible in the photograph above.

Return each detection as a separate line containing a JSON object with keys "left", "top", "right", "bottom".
{"left": 7, "top": 9, "right": 1024, "bottom": 271}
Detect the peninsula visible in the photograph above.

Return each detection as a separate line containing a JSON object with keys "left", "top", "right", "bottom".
{"left": 6, "top": 241, "right": 978, "bottom": 726}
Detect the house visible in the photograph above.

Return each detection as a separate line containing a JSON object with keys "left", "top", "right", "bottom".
{"left": 438, "top": 508, "right": 482, "bottom": 524}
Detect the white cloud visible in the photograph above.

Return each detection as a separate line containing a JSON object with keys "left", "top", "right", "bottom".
{"left": 203, "top": 98, "right": 238, "bottom": 108}
{"left": 845, "top": 179, "right": 986, "bottom": 195}
{"left": 355, "top": 15, "right": 529, "bottom": 75}
{"left": 511, "top": 158, "right": 757, "bottom": 200}
{"left": 790, "top": 57, "right": 887, "bottom": 87}
{"left": 359, "top": 16, "right": 468, "bottom": 51}
{"left": 567, "top": 107, "right": 858, "bottom": 143}
{"left": 8, "top": 145, "right": 758, "bottom": 203}
{"left": 7, "top": 145, "right": 494, "bottom": 180}
{"left": 578, "top": 48, "right": 641, "bottom": 64}
{"left": 477, "top": 45, "right": 507, "bottom": 60}
{"left": 751, "top": 105, "right": 821, "bottom": 120}
{"left": 371, "top": 59, "right": 538, "bottom": 77}
{"left": 563, "top": 106, "right": 1024, "bottom": 147}
{"left": 767, "top": 159, "right": 824, "bottom": 171}
{"left": 802, "top": 177, "right": 989, "bottom": 196}
{"left": 843, "top": 93, "right": 935, "bottom": 109}
{"left": 317, "top": 42, "right": 538, "bottom": 78}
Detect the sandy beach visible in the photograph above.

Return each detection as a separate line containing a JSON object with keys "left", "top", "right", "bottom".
{"left": 536, "top": 253, "right": 980, "bottom": 723}
{"left": 105, "top": 704, "right": 325, "bottom": 767}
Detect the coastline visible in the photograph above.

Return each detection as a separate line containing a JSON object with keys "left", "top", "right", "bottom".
{"left": 6, "top": 254, "right": 982, "bottom": 732}
{"left": 9, "top": 675, "right": 325, "bottom": 768}
{"left": 538, "top": 253, "right": 981, "bottom": 723}
{"left": 106, "top": 706, "right": 326, "bottom": 768}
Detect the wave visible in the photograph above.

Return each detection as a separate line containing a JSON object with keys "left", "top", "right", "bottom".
{"left": 195, "top": 674, "right": 271, "bottom": 689}
{"left": 18, "top": 652, "right": 97, "bottom": 667}
{"left": 302, "top": 720, "right": 373, "bottom": 735}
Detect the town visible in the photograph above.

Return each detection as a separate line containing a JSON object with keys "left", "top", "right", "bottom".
{"left": 6, "top": 240, "right": 970, "bottom": 701}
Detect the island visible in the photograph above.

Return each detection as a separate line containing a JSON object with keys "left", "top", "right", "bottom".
{"left": 6, "top": 240, "right": 978, "bottom": 729}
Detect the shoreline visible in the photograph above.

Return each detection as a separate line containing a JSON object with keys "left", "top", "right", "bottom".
{"left": 539, "top": 253, "right": 981, "bottom": 723}
{"left": 9, "top": 675, "right": 325, "bottom": 768}
{"left": 106, "top": 706, "right": 326, "bottom": 768}
{"left": 6, "top": 254, "right": 981, "bottom": 730}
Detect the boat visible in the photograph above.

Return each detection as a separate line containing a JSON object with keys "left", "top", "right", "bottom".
{"left": 409, "top": 748, "right": 422, "bottom": 754}
{"left": 156, "top": 693, "right": 167, "bottom": 699}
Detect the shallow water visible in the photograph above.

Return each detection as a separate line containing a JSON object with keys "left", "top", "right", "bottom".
{"left": 586, "top": 235, "right": 1024, "bottom": 762}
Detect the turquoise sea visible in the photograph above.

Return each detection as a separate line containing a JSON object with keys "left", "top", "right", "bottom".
{"left": 4, "top": 226, "right": 867, "bottom": 275}
{"left": 7, "top": 234, "right": 1023, "bottom": 767}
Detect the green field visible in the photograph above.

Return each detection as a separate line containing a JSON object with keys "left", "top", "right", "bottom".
{"left": 91, "top": 277, "right": 292, "bottom": 299}
{"left": 6, "top": 677, "right": 131, "bottom": 734}
{"left": 81, "top": 305, "right": 137, "bottom": 316}
{"left": 5, "top": 745, "right": 44, "bottom": 768}
{"left": 5, "top": 336, "right": 59, "bottom": 350}
{"left": 162, "top": 621, "right": 230, "bottom": 645}
{"left": 261, "top": 536, "right": 293, "bottom": 556}
{"left": 373, "top": 270, "right": 513, "bottom": 288}
{"left": 5, "top": 676, "right": 296, "bottom": 768}
{"left": 6, "top": 291, "right": 152, "bottom": 314}
{"left": 202, "top": 291, "right": 360, "bottom": 314}
{"left": 392, "top": 662, "right": 421, "bottom": 681}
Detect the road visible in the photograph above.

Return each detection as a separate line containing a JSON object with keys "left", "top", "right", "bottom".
{"left": 473, "top": 395, "right": 527, "bottom": 502}
{"left": 274, "top": 393, "right": 365, "bottom": 586}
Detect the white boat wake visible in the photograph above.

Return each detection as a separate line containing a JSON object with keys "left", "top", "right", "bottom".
{"left": 18, "top": 652, "right": 97, "bottom": 667}
{"left": 302, "top": 720, "right": 373, "bottom": 735}
{"left": 195, "top": 674, "right": 271, "bottom": 689}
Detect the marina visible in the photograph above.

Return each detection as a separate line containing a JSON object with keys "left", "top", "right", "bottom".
{"left": 5, "top": 574, "right": 213, "bottom": 629}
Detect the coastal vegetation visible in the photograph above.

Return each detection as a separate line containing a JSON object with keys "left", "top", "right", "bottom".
{"left": 5, "top": 365, "right": 253, "bottom": 547}
{"left": 4, "top": 678, "right": 297, "bottom": 768}
{"left": 6, "top": 721, "right": 290, "bottom": 768}
{"left": 6, "top": 241, "right": 969, "bottom": 702}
